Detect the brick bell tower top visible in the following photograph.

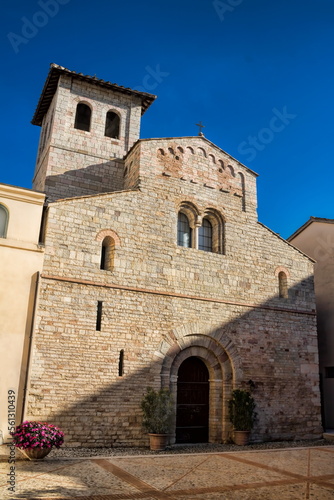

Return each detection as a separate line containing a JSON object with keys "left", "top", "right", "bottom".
{"left": 31, "top": 64, "right": 156, "bottom": 200}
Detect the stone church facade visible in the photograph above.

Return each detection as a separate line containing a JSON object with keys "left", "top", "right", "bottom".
{"left": 21, "top": 64, "right": 322, "bottom": 446}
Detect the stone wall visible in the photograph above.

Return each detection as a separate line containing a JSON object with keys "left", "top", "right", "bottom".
{"left": 33, "top": 75, "right": 142, "bottom": 201}
{"left": 26, "top": 137, "right": 322, "bottom": 446}
{"left": 28, "top": 278, "right": 320, "bottom": 447}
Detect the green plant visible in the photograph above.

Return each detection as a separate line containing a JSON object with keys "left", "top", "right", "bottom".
{"left": 141, "top": 387, "right": 173, "bottom": 434}
{"left": 228, "top": 389, "right": 256, "bottom": 431}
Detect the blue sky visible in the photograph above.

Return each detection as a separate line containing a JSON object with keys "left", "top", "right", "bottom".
{"left": 1, "top": 0, "right": 334, "bottom": 238}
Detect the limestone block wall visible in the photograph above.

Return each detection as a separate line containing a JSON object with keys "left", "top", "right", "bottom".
{"left": 40, "top": 176, "right": 315, "bottom": 310}
{"left": 26, "top": 166, "right": 322, "bottom": 446}
{"left": 27, "top": 278, "right": 321, "bottom": 447}
{"left": 33, "top": 75, "right": 142, "bottom": 201}
{"left": 124, "top": 138, "right": 257, "bottom": 217}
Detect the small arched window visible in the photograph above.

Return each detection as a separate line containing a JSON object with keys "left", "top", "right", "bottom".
{"left": 74, "top": 103, "right": 91, "bottom": 132}
{"left": 100, "top": 236, "right": 115, "bottom": 271}
{"left": 177, "top": 212, "right": 192, "bottom": 247}
{"left": 105, "top": 111, "right": 120, "bottom": 138}
{"left": 198, "top": 218, "right": 213, "bottom": 252}
{"left": 0, "top": 204, "right": 9, "bottom": 238}
{"left": 278, "top": 271, "right": 288, "bottom": 298}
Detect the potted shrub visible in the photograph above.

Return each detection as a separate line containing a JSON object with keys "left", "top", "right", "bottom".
{"left": 228, "top": 389, "right": 256, "bottom": 445}
{"left": 11, "top": 421, "right": 64, "bottom": 459}
{"left": 141, "top": 387, "right": 173, "bottom": 451}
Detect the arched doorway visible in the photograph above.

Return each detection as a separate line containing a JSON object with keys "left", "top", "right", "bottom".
{"left": 176, "top": 357, "right": 209, "bottom": 443}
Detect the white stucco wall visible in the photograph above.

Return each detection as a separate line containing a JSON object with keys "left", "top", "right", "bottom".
{"left": 290, "top": 220, "right": 334, "bottom": 429}
{"left": 0, "top": 184, "right": 45, "bottom": 441}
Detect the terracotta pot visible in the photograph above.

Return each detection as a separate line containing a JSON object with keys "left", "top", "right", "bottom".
{"left": 233, "top": 431, "right": 250, "bottom": 446}
{"left": 148, "top": 433, "right": 169, "bottom": 451}
{"left": 21, "top": 447, "right": 52, "bottom": 460}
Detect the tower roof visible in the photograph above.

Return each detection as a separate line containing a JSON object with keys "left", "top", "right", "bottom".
{"left": 31, "top": 63, "right": 157, "bottom": 126}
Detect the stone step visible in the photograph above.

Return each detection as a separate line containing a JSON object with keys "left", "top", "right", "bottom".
{"left": 323, "top": 430, "right": 334, "bottom": 441}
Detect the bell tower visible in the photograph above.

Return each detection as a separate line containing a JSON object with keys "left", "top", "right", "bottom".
{"left": 31, "top": 64, "right": 156, "bottom": 201}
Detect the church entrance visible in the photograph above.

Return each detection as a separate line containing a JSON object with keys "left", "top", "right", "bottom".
{"left": 176, "top": 357, "right": 209, "bottom": 443}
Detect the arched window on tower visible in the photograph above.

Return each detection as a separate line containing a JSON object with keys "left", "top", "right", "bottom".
{"left": 0, "top": 204, "right": 9, "bottom": 238}
{"left": 278, "top": 271, "right": 288, "bottom": 298}
{"left": 105, "top": 111, "right": 120, "bottom": 139}
{"left": 74, "top": 103, "right": 91, "bottom": 132}
{"left": 198, "top": 218, "right": 213, "bottom": 252}
{"left": 177, "top": 212, "right": 192, "bottom": 247}
{"left": 100, "top": 236, "right": 115, "bottom": 271}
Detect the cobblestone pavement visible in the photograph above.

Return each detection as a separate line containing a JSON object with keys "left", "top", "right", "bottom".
{"left": 0, "top": 446, "right": 333, "bottom": 499}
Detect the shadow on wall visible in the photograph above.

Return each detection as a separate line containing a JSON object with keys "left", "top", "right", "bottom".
{"left": 6, "top": 278, "right": 323, "bottom": 499}
{"left": 23, "top": 275, "right": 322, "bottom": 447}
{"left": 44, "top": 161, "right": 124, "bottom": 200}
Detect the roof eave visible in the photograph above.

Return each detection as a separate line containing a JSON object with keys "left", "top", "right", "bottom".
{"left": 287, "top": 216, "right": 334, "bottom": 241}
{"left": 31, "top": 63, "right": 156, "bottom": 126}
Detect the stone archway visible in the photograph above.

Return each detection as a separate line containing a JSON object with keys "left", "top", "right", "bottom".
{"left": 158, "top": 325, "right": 240, "bottom": 444}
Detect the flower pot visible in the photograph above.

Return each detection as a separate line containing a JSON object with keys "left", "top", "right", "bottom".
{"left": 148, "top": 433, "right": 169, "bottom": 451}
{"left": 21, "top": 447, "right": 52, "bottom": 460}
{"left": 233, "top": 431, "right": 250, "bottom": 446}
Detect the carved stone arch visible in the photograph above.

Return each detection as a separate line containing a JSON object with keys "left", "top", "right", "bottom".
{"left": 186, "top": 146, "right": 194, "bottom": 154}
{"left": 96, "top": 229, "right": 121, "bottom": 272}
{"left": 218, "top": 159, "right": 225, "bottom": 171}
{"left": 274, "top": 266, "right": 290, "bottom": 278}
{"left": 202, "top": 207, "right": 225, "bottom": 254}
{"left": 95, "top": 229, "right": 121, "bottom": 246}
{"left": 226, "top": 164, "right": 235, "bottom": 177}
{"left": 73, "top": 97, "right": 93, "bottom": 109}
{"left": 157, "top": 323, "right": 240, "bottom": 444}
{"left": 275, "top": 266, "right": 290, "bottom": 299}
{"left": 177, "top": 201, "right": 200, "bottom": 248}
{"left": 198, "top": 147, "right": 207, "bottom": 158}
{"left": 158, "top": 322, "right": 241, "bottom": 378}
{"left": 208, "top": 153, "right": 216, "bottom": 163}
{"left": 168, "top": 336, "right": 234, "bottom": 381}
{"left": 74, "top": 100, "right": 93, "bottom": 132}
{"left": 177, "top": 201, "right": 200, "bottom": 228}
{"left": 157, "top": 148, "right": 165, "bottom": 156}
{"left": 203, "top": 207, "right": 226, "bottom": 222}
{"left": 105, "top": 109, "right": 121, "bottom": 139}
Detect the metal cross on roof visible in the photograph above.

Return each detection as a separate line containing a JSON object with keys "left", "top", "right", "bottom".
{"left": 195, "top": 121, "right": 205, "bottom": 136}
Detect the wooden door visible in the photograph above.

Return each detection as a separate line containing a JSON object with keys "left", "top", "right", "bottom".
{"left": 176, "top": 357, "right": 209, "bottom": 443}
